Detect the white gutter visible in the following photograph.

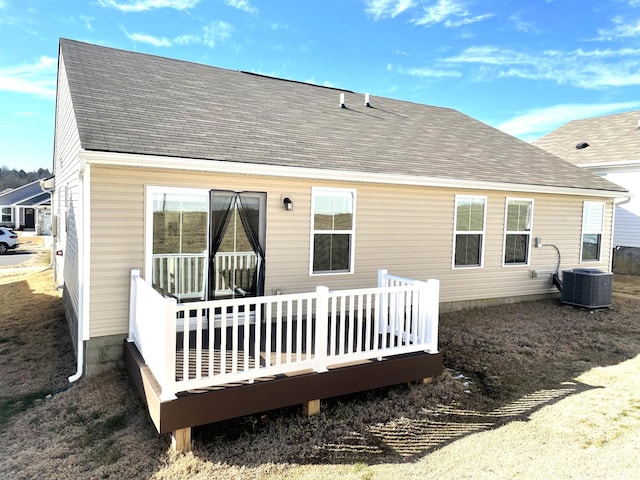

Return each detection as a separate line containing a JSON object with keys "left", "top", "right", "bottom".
{"left": 578, "top": 160, "right": 640, "bottom": 173}
{"left": 79, "top": 150, "right": 629, "bottom": 199}
{"left": 69, "top": 161, "right": 91, "bottom": 383}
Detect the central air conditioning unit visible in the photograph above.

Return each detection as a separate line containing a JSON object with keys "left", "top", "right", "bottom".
{"left": 561, "top": 269, "right": 613, "bottom": 309}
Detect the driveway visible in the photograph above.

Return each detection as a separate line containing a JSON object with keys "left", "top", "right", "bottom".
{"left": 0, "top": 236, "right": 50, "bottom": 269}
{"left": 0, "top": 249, "right": 39, "bottom": 267}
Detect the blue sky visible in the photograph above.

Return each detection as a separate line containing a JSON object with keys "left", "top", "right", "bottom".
{"left": 2, "top": 0, "right": 640, "bottom": 172}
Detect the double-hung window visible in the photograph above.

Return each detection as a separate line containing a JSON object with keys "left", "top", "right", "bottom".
{"left": 503, "top": 198, "right": 533, "bottom": 265}
{"left": 311, "top": 187, "right": 356, "bottom": 275}
{"left": 1, "top": 207, "right": 11, "bottom": 224}
{"left": 581, "top": 201, "right": 604, "bottom": 262}
{"left": 453, "top": 195, "right": 486, "bottom": 268}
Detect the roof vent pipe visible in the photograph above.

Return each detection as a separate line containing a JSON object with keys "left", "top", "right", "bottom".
{"left": 339, "top": 93, "right": 345, "bottom": 108}
{"left": 365, "top": 93, "right": 371, "bottom": 107}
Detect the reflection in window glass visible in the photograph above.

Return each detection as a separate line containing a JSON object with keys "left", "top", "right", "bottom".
{"left": 581, "top": 202, "right": 604, "bottom": 262}
{"left": 454, "top": 196, "right": 486, "bottom": 267}
{"left": 312, "top": 188, "right": 355, "bottom": 274}
{"left": 504, "top": 199, "right": 533, "bottom": 265}
{"left": 152, "top": 191, "right": 208, "bottom": 301}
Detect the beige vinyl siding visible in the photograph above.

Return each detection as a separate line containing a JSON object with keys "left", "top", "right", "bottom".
{"left": 88, "top": 163, "right": 615, "bottom": 338}
{"left": 53, "top": 54, "right": 83, "bottom": 328}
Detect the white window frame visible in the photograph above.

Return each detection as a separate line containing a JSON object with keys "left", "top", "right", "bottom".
{"left": 502, "top": 197, "right": 534, "bottom": 267}
{"left": 144, "top": 186, "right": 210, "bottom": 287}
{"left": 1, "top": 207, "right": 12, "bottom": 224}
{"left": 309, "top": 187, "right": 356, "bottom": 276}
{"left": 580, "top": 201, "right": 605, "bottom": 263}
{"left": 452, "top": 194, "right": 487, "bottom": 269}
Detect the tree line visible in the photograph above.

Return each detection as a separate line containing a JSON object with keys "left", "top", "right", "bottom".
{"left": 0, "top": 166, "right": 52, "bottom": 192}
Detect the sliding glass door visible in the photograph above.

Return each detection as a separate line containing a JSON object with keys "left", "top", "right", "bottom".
{"left": 150, "top": 189, "right": 209, "bottom": 302}
{"left": 147, "top": 187, "right": 266, "bottom": 302}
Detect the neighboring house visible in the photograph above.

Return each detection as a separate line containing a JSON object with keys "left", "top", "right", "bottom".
{"left": 534, "top": 110, "right": 639, "bottom": 274}
{"left": 52, "top": 39, "right": 626, "bottom": 450}
{"left": 0, "top": 179, "right": 52, "bottom": 234}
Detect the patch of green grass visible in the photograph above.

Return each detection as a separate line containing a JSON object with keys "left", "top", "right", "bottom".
{"left": 0, "top": 335, "right": 27, "bottom": 346}
{"left": 78, "top": 412, "right": 127, "bottom": 466}
{"left": 0, "top": 389, "right": 50, "bottom": 425}
{"left": 89, "top": 439, "right": 124, "bottom": 466}
{"left": 81, "top": 412, "right": 127, "bottom": 446}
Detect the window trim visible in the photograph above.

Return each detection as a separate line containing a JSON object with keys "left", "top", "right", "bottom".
{"left": 580, "top": 200, "right": 605, "bottom": 263}
{"left": 144, "top": 185, "right": 210, "bottom": 288}
{"left": 502, "top": 197, "right": 534, "bottom": 267}
{"left": 452, "top": 194, "right": 487, "bottom": 269}
{"left": 1, "top": 207, "right": 12, "bottom": 224}
{"left": 309, "top": 187, "right": 357, "bottom": 276}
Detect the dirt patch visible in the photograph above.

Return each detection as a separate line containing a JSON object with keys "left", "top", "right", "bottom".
{"left": 0, "top": 270, "right": 639, "bottom": 479}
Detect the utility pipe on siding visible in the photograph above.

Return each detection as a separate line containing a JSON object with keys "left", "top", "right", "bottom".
{"left": 69, "top": 161, "right": 90, "bottom": 383}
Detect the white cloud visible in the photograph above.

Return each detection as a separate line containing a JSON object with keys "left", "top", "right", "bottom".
{"left": 365, "top": 0, "right": 416, "bottom": 20}
{"left": 445, "top": 45, "right": 535, "bottom": 68}
{"left": 412, "top": 0, "right": 462, "bottom": 26}
{"left": 401, "top": 66, "right": 462, "bottom": 78}
{"left": 125, "top": 32, "right": 172, "bottom": 46}
{"left": 79, "top": 15, "right": 95, "bottom": 30}
{"left": 202, "top": 20, "right": 234, "bottom": 47}
{"left": 97, "top": 0, "right": 199, "bottom": 12}
{"left": 0, "top": 56, "right": 57, "bottom": 99}
{"left": 411, "top": 0, "right": 491, "bottom": 27}
{"left": 596, "top": 17, "right": 640, "bottom": 40}
{"left": 224, "top": 0, "right": 257, "bottom": 14}
{"left": 445, "top": 12, "right": 493, "bottom": 27}
{"left": 496, "top": 102, "right": 640, "bottom": 140}
{"left": 124, "top": 20, "right": 233, "bottom": 48}
{"left": 510, "top": 12, "right": 539, "bottom": 34}
{"left": 444, "top": 45, "right": 640, "bottom": 89}
{"left": 173, "top": 34, "right": 199, "bottom": 45}
{"left": 364, "top": 0, "right": 490, "bottom": 26}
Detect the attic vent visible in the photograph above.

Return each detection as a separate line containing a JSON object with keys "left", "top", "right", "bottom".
{"left": 339, "top": 93, "right": 346, "bottom": 108}
{"left": 365, "top": 93, "right": 371, "bottom": 107}
{"left": 575, "top": 142, "right": 589, "bottom": 150}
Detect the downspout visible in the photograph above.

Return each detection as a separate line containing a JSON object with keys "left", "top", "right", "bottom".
{"left": 69, "top": 161, "right": 91, "bottom": 383}
{"left": 611, "top": 193, "right": 633, "bottom": 273}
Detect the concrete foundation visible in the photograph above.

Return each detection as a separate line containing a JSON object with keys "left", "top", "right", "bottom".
{"left": 85, "top": 334, "right": 127, "bottom": 377}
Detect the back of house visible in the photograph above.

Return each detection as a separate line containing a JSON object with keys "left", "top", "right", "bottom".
{"left": 52, "top": 38, "right": 627, "bottom": 379}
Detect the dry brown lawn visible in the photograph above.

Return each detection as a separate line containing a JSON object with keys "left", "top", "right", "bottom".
{"left": 0, "top": 269, "right": 639, "bottom": 479}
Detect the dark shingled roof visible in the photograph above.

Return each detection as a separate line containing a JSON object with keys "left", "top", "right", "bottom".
{"left": 533, "top": 109, "right": 640, "bottom": 167}
{"left": 59, "top": 38, "right": 625, "bottom": 193}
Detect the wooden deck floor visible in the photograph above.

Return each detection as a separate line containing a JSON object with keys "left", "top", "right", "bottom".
{"left": 125, "top": 323, "right": 443, "bottom": 435}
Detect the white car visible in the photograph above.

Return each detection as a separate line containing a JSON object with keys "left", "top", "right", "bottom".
{"left": 0, "top": 227, "right": 19, "bottom": 254}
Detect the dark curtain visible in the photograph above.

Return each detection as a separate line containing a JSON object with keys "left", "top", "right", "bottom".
{"left": 209, "top": 190, "right": 236, "bottom": 299}
{"left": 237, "top": 192, "right": 266, "bottom": 297}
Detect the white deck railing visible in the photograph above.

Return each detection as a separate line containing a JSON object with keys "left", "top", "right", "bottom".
{"left": 128, "top": 268, "right": 439, "bottom": 400}
{"left": 152, "top": 251, "right": 257, "bottom": 300}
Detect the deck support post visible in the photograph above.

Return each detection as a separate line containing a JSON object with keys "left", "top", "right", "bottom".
{"left": 171, "top": 427, "right": 192, "bottom": 453}
{"left": 303, "top": 399, "right": 321, "bottom": 416}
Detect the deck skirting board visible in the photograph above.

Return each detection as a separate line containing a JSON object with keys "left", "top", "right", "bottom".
{"left": 124, "top": 340, "right": 443, "bottom": 434}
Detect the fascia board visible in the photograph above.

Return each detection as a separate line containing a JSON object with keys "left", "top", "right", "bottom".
{"left": 578, "top": 161, "right": 640, "bottom": 173}
{"left": 79, "top": 150, "right": 628, "bottom": 199}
